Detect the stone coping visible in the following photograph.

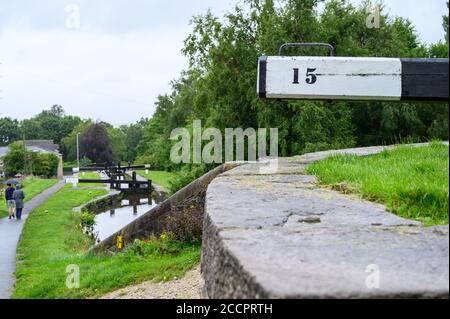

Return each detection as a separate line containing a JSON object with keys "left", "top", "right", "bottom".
{"left": 201, "top": 143, "right": 449, "bottom": 298}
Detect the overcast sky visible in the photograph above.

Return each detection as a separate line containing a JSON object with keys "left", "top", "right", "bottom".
{"left": 0, "top": 0, "right": 447, "bottom": 125}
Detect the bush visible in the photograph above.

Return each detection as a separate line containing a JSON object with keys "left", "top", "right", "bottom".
{"left": 73, "top": 210, "right": 98, "bottom": 243}
{"left": 124, "top": 236, "right": 184, "bottom": 258}
{"left": 134, "top": 154, "right": 154, "bottom": 166}
{"left": 79, "top": 211, "right": 96, "bottom": 227}
{"left": 168, "top": 165, "right": 208, "bottom": 194}
{"left": 3, "top": 141, "right": 59, "bottom": 177}
{"left": 3, "top": 141, "right": 26, "bottom": 175}
{"left": 32, "top": 152, "right": 59, "bottom": 178}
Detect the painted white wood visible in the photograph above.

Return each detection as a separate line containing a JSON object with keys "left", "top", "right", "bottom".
{"left": 264, "top": 57, "right": 402, "bottom": 101}
{"left": 66, "top": 177, "right": 79, "bottom": 184}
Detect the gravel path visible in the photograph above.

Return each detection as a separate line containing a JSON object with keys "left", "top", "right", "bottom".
{"left": 102, "top": 265, "right": 203, "bottom": 299}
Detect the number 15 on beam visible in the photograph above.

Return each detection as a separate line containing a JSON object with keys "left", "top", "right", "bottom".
{"left": 293, "top": 68, "right": 317, "bottom": 85}
{"left": 257, "top": 56, "right": 449, "bottom": 102}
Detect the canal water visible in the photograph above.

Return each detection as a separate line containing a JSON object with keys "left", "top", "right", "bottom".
{"left": 92, "top": 194, "right": 160, "bottom": 242}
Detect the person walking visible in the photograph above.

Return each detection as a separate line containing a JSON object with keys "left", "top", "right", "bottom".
{"left": 12, "top": 184, "right": 25, "bottom": 220}
{"left": 5, "top": 184, "right": 16, "bottom": 219}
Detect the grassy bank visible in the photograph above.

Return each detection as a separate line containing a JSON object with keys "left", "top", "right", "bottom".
{"left": 77, "top": 172, "right": 105, "bottom": 188}
{"left": 0, "top": 177, "right": 58, "bottom": 218}
{"left": 306, "top": 143, "right": 449, "bottom": 226}
{"left": 79, "top": 172, "right": 100, "bottom": 179}
{"left": 63, "top": 161, "right": 77, "bottom": 171}
{"left": 136, "top": 170, "right": 178, "bottom": 190}
{"left": 13, "top": 184, "right": 201, "bottom": 299}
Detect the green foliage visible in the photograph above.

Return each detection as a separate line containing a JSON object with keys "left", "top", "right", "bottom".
{"left": 444, "top": 1, "right": 449, "bottom": 43}
{"left": 134, "top": 154, "right": 154, "bottom": 166}
{"left": 306, "top": 143, "right": 449, "bottom": 226}
{"left": 79, "top": 211, "right": 96, "bottom": 228}
{"left": 0, "top": 117, "right": 20, "bottom": 146}
{"left": 20, "top": 105, "right": 82, "bottom": 145}
{"left": 3, "top": 105, "right": 146, "bottom": 165}
{"left": 135, "top": 0, "right": 450, "bottom": 177}
{"left": 3, "top": 141, "right": 59, "bottom": 177}
{"left": 76, "top": 172, "right": 104, "bottom": 188}
{"left": 105, "top": 125, "right": 126, "bottom": 163}
{"left": 3, "top": 141, "right": 26, "bottom": 175}
{"left": 2, "top": 0, "right": 448, "bottom": 188}
{"left": 13, "top": 185, "right": 200, "bottom": 298}
{"left": 124, "top": 237, "right": 188, "bottom": 258}
{"left": 168, "top": 165, "right": 209, "bottom": 194}
{"left": 121, "top": 119, "right": 148, "bottom": 163}
{"left": 60, "top": 119, "right": 147, "bottom": 164}
{"left": 136, "top": 170, "right": 178, "bottom": 191}
{"left": 0, "top": 177, "right": 58, "bottom": 218}
{"left": 429, "top": 41, "right": 449, "bottom": 58}
{"left": 31, "top": 152, "right": 59, "bottom": 178}
{"left": 60, "top": 120, "right": 93, "bottom": 162}
{"left": 80, "top": 157, "right": 93, "bottom": 167}
{"left": 81, "top": 123, "right": 116, "bottom": 165}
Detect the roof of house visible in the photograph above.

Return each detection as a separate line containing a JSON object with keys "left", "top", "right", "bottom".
{"left": 25, "top": 140, "right": 60, "bottom": 153}
{"left": 0, "top": 140, "right": 60, "bottom": 158}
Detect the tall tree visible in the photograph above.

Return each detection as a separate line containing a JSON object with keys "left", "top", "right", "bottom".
{"left": 105, "top": 124, "right": 127, "bottom": 164}
{"left": 81, "top": 123, "right": 116, "bottom": 165}
{"left": 121, "top": 118, "right": 148, "bottom": 163}
{"left": 0, "top": 117, "right": 20, "bottom": 146}
{"left": 3, "top": 141, "right": 26, "bottom": 175}
{"left": 20, "top": 105, "right": 82, "bottom": 145}
{"left": 134, "top": 0, "right": 450, "bottom": 177}
{"left": 444, "top": 1, "right": 449, "bottom": 43}
{"left": 60, "top": 120, "right": 93, "bottom": 161}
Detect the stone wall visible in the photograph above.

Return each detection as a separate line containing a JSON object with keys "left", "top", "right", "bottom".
{"left": 201, "top": 144, "right": 449, "bottom": 298}
{"left": 92, "top": 163, "right": 239, "bottom": 253}
{"left": 91, "top": 143, "right": 449, "bottom": 298}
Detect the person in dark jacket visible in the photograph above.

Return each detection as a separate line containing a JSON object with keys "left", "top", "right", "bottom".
{"left": 13, "top": 184, "right": 25, "bottom": 220}
{"left": 5, "top": 184, "right": 16, "bottom": 219}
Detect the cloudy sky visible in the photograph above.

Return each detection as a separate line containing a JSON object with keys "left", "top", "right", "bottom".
{"left": 0, "top": 0, "right": 447, "bottom": 125}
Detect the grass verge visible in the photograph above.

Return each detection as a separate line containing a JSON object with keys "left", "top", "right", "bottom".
{"left": 0, "top": 177, "right": 58, "bottom": 218}
{"left": 77, "top": 172, "right": 106, "bottom": 188}
{"left": 136, "top": 170, "right": 178, "bottom": 190}
{"left": 306, "top": 142, "right": 449, "bottom": 226}
{"left": 13, "top": 184, "right": 201, "bottom": 299}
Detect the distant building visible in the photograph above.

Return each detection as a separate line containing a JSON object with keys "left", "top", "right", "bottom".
{"left": 0, "top": 140, "right": 64, "bottom": 179}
